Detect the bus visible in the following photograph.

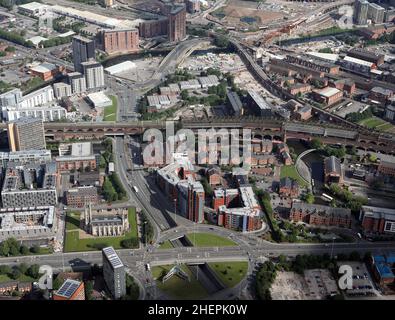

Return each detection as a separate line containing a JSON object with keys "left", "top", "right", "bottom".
{"left": 322, "top": 193, "right": 334, "bottom": 202}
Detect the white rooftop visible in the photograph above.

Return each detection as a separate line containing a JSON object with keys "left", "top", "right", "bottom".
{"left": 28, "top": 36, "right": 48, "bottom": 46}
{"left": 71, "top": 142, "right": 93, "bottom": 157}
{"left": 344, "top": 56, "right": 375, "bottom": 68}
{"left": 87, "top": 91, "right": 112, "bottom": 107}
{"left": 318, "top": 87, "right": 341, "bottom": 98}
{"left": 105, "top": 61, "right": 136, "bottom": 75}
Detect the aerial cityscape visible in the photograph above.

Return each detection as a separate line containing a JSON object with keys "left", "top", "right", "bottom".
{"left": 0, "top": 0, "right": 394, "bottom": 306}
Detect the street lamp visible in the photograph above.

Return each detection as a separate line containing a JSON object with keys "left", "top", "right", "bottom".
{"left": 173, "top": 198, "right": 177, "bottom": 224}
{"left": 143, "top": 221, "right": 147, "bottom": 246}
{"left": 330, "top": 236, "right": 335, "bottom": 260}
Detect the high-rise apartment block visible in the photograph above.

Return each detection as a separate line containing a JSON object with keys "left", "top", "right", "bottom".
{"left": 81, "top": 61, "right": 105, "bottom": 90}
{"left": 354, "top": 0, "right": 369, "bottom": 25}
{"left": 167, "top": 4, "right": 186, "bottom": 42}
{"left": 53, "top": 82, "right": 72, "bottom": 99}
{"left": 0, "top": 88, "right": 22, "bottom": 108}
{"left": 68, "top": 72, "right": 87, "bottom": 94}
{"left": 97, "top": 29, "right": 139, "bottom": 55}
{"left": 72, "top": 35, "right": 95, "bottom": 73}
{"left": 7, "top": 117, "right": 46, "bottom": 151}
{"left": 368, "top": 3, "right": 385, "bottom": 24}
{"left": 102, "top": 247, "right": 126, "bottom": 299}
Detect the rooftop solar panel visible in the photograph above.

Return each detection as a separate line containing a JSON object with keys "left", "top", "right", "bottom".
{"left": 56, "top": 279, "right": 81, "bottom": 298}
{"left": 103, "top": 246, "right": 124, "bottom": 269}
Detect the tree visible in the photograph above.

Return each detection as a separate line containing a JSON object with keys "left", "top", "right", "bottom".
{"left": 11, "top": 268, "right": 21, "bottom": 280}
{"left": 303, "top": 193, "right": 315, "bottom": 204}
{"left": 17, "top": 263, "right": 28, "bottom": 275}
{"left": 0, "top": 265, "right": 12, "bottom": 275}
{"left": 0, "top": 241, "right": 10, "bottom": 256}
{"left": 121, "top": 238, "right": 138, "bottom": 249}
{"left": 27, "top": 264, "right": 40, "bottom": 278}
{"left": 213, "top": 34, "right": 230, "bottom": 48}
{"left": 310, "top": 138, "right": 323, "bottom": 149}
{"left": 180, "top": 90, "right": 189, "bottom": 100}
{"left": 368, "top": 154, "right": 377, "bottom": 163}
{"left": 53, "top": 276, "right": 63, "bottom": 290}
{"left": 20, "top": 245, "right": 29, "bottom": 255}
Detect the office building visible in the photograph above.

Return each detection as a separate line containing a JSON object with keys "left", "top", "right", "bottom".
{"left": 360, "top": 206, "right": 395, "bottom": 234}
{"left": 367, "top": 3, "right": 385, "bottom": 24}
{"left": 68, "top": 72, "right": 87, "bottom": 94}
{"left": 72, "top": 35, "right": 95, "bottom": 73}
{"left": 246, "top": 90, "right": 272, "bottom": 117}
{"left": 7, "top": 117, "right": 46, "bottom": 151}
{"left": 226, "top": 90, "right": 243, "bottom": 116}
{"left": 53, "top": 82, "right": 72, "bottom": 99}
{"left": 354, "top": 0, "right": 369, "bottom": 25}
{"left": 56, "top": 142, "right": 97, "bottom": 172}
{"left": 102, "top": 247, "right": 126, "bottom": 299}
{"left": 97, "top": 29, "right": 139, "bottom": 55}
{"left": 81, "top": 60, "right": 105, "bottom": 90}
{"left": 66, "top": 186, "right": 98, "bottom": 207}
{"left": 53, "top": 279, "right": 85, "bottom": 300}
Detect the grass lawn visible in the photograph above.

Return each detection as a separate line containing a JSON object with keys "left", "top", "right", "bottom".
{"left": 158, "top": 240, "right": 173, "bottom": 249}
{"left": 152, "top": 264, "right": 207, "bottom": 299}
{"left": 103, "top": 95, "right": 117, "bottom": 121}
{"left": 65, "top": 211, "right": 81, "bottom": 231}
{"left": 208, "top": 261, "right": 248, "bottom": 288}
{"left": 64, "top": 207, "right": 138, "bottom": 252}
{"left": 185, "top": 233, "right": 237, "bottom": 247}
{"left": 280, "top": 165, "right": 307, "bottom": 187}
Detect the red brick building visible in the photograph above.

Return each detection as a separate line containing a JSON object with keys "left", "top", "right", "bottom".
{"left": 97, "top": 29, "right": 139, "bottom": 55}
{"left": 324, "top": 156, "right": 343, "bottom": 185}
{"left": 360, "top": 206, "right": 395, "bottom": 235}
{"left": 279, "top": 177, "right": 299, "bottom": 198}
{"left": 313, "top": 87, "right": 343, "bottom": 106}
{"left": 66, "top": 186, "right": 98, "bottom": 207}
{"left": 378, "top": 161, "right": 395, "bottom": 177}
{"left": 290, "top": 203, "right": 351, "bottom": 228}
{"left": 205, "top": 167, "right": 221, "bottom": 186}
{"left": 53, "top": 279, "right": 85, "bottom": 300}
